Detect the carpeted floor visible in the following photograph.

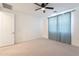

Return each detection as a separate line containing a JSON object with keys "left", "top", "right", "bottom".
{"left": 0, "top": 38, "right": 79, "bottom": 56}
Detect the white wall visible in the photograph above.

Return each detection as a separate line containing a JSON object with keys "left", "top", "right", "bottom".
{"left": 15, "top": 12, "right": 42, "bottom": 43}
{"left": 71, "top": 8, "right": 79, "bottom": 46}
{"left": 41, "top": 18, "right": 48, "bottom": 39}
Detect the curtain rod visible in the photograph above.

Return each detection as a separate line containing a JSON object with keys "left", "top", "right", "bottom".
{"left": 48, "top": 9, "right": 76, "bottom": 18}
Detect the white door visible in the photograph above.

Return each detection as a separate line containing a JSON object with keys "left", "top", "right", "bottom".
{"left": 0, "top": 11, "right": 14, "bottom": 47}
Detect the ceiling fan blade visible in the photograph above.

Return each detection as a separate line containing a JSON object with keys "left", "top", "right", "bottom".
{"left": 35, "top": 8, "right": 41, "bottom": 11}
{"left": 45, "top": 7, "right": 54, "bottom": 9}
{"left": 34, "top": 3, "right": 41, "bottom": 7}
{"left": 45, "top": 3, "right": 48, "bottom": 6}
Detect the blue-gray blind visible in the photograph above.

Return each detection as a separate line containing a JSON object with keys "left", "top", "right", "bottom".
{"left": 48, "top": 12, "right": 71, "bottom": 44}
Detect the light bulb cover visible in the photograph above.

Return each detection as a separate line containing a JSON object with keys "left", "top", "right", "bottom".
{"left": 41, "top": 8, "right": 45, "bottom": 10}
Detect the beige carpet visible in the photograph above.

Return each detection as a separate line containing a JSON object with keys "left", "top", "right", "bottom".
{"left": 0, "top": 38, "right": 79, "bottom": 56}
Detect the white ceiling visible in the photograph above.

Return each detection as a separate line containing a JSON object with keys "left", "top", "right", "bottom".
{"left": 9, "top": 3, "right": 79, "bottom": 18}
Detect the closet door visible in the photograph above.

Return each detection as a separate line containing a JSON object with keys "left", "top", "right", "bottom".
{"left": 0, "top": 11, "right": 14, "bottom": 47}
{"left": 48, "top": 16, "right": 58, "bottom": 41}
{"left": 58, "top": 12, "right": 71, "bottom": 44}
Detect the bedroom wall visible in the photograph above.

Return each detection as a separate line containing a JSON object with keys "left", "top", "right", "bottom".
{"left": 6, "top": 3, "right": 43, "bottom": 43}
{"left": 71, "top": 8, "right": 79, "bottom": 46}
{"left": 15, "top": 12, "right": 42, "bottom": 43}
{"left": 41, "top": 18, "right": 48, "bottom": 39}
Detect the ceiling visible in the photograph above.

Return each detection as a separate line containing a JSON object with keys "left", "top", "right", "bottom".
{"left": 9, "top": 3, "right": 79, "bottom": 18}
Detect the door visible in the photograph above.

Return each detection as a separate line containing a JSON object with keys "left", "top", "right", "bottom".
{"left": 0, "top": 11, "right": 14, "bottom": 47}
{"left": 48, "top": 16, "right": 58, "bottom": 41}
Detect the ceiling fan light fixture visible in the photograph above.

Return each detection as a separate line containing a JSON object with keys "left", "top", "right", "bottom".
{"left": 41, "top": 8, "right": 45, "bottom": 11}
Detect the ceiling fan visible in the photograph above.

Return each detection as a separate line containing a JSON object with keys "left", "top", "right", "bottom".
{"left": 34, "top": 3, "right": 54, "bottom": 13}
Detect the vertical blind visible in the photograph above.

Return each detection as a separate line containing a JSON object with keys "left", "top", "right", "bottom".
{"left": 48, "top": 12, "right": 71, "bottom": 44}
